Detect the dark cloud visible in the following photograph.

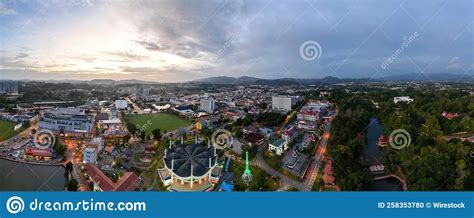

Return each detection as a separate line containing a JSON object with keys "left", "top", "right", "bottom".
{"left": 1, "top": 0, "right": 472, "bottom": 82}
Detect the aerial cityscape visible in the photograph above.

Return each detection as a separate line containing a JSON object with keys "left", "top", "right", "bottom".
{"left": 0, "top": 0, "right": 472, "bottom": 195}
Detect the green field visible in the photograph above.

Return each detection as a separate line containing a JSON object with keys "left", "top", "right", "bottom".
{"left": 125, "top": 113, "right": 192, "bottom": 137}
{"left": 0, "top": 120, "right": 17, "bottom": 141}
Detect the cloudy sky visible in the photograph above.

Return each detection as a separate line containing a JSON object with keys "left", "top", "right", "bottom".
{"left": 0, "top": 0, "right": 472, "bottom": 82}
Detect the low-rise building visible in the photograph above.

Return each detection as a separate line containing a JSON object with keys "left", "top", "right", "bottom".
{"left": 297, "top": 110, "right": 319, "bottom": 122}
{"left": 83, "top": 147, "right": 97, "bottom": 164}
{"left": 282, "top": 126, "right": 297, "bottom": 143}
{"left": 243, "top": 132, "right": 265, "bottom": 146}
{"left": 39, "top": 108, "right": 94, "bottom": 138}
{"left": 85, "top": 163, "right": 139, "bottom": 191}
{"left": 297, "top": 120, "right": 316, "bottom": 131}
{"left": 115, "top": 100, "right": 128, "bottom": 110}
{"left": 268, "top": 138, "right": 288, "bottom": 156}
{"left": 25, "top": 147, "right": 53, "bottom": 160}
{"left": 393, "top": 96, "right": 414, "bottom": 104}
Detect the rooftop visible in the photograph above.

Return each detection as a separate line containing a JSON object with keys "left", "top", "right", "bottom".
{"left": 164, "top": 143, "right": 217, "bottom": 178}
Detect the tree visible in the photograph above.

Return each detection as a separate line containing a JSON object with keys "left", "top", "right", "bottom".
{"left": 54, "top": 141, "right": 67, "bottom": 157}
{"left": 235, "top": 129, "right": 243, "bottom": 138}
{"left": 67, "top": 179, "right": 79, "bottom": 191}
{"left": 139, "top": 131, "right": 146, "bottom": 141}
{"left": 151, "top": 128, "right": 162, "bottom": 140}
{"left": 65, "top": 162, "right": 74, "bottom": 173}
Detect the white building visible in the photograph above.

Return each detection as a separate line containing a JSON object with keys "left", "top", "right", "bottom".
{"left": 83, "top": 137, "right": 104, "bottom": 164}
{"left": 272, "top": 95, "right": 294, "bottom": 111}
{"left": 83, "top": 147, "right": 97, "bottom": 164}
{"left": 393, "top": 96, "right": 414, "bottom": 104}
{"left": 268, "top": 138, "right": 288, "bottom": 156}
{"left": 200, "top": 98, "right": 215, "bottom": 113}
{"left": 39, "top": 108, "right": 94, "bottom": 137}
{"left": 115, "top": 100, "right": 128, "bottom": 110}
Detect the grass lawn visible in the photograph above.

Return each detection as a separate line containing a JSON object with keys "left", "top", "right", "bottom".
{"left": 0, "top": 120, "right": 17, "bottom": 141}
{"left": 125, "top": 113, "right": 192, "bottom": 137}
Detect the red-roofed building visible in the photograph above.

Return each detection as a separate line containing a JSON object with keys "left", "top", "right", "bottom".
{"left": 282, "top": 126, "right": 297, "bottom": 143}
{"left": 243, "top": 132, "right": 265, "bottom": 146}
{"left": 25, "top": 147, "right": 53, "bottom": 160}
{"left": 441, "top": 111, "right": 459, "bottom": 120}
{"left": 85, "top": 164, "right": 138, "bottom": 191}
{"left": 377, "top": 135, "right": 388, "bottom": 147}
{"left": 322, "top": 159, "right": 335, "bottom": 185}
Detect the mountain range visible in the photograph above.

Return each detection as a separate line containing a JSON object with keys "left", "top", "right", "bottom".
{"left": 190, "top": 73, "right": 473, "bottom": 85}
{"left": 15, "top": 73, "right": 473, "bottom": 85}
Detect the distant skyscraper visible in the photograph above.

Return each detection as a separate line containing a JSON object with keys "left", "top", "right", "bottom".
{"left": 200, "top": 97, "right": 215, "bottom": 113}
{"left": 0, "top": 81, "right": 19, "bottom": 94}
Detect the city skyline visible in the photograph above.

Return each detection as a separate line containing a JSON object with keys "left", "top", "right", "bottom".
{"left": 1, "top": 0, "right": 473, "bottom": 82}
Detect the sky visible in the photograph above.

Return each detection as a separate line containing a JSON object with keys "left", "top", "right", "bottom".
{"left": 0, "top": 0, "right": 472, "bottom": 82}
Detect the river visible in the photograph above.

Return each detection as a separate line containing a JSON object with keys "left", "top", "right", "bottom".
{"left": 365, "top": 118, "right": 386, "bottom": 165}
{"left": 0, "top": 158, "right": 67, "bottom": 191}
{"left": 365, "top": 118, "right": 403, "bottom": 191}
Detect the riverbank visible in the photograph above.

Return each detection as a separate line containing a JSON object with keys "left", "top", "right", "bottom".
{"left": 0, "top": 154, "right": 65, "bottom": 166}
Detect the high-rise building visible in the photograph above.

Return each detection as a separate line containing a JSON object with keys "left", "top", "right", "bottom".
{"left": 200, "top": 97, "right": 215, "bottom": 113}
{"left": 0, "top": 81, "right": 19, "bottom": 94}
{"left": 272, "top": 95, "right": 294, "bottom": 111}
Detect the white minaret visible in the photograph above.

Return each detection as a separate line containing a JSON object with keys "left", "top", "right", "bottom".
{"left": 181, "top": 136, "right": 184, "bottom": 144}
{"left": 171, "top": 158, "right": 174, "bottom": 180}
{"left": 190, "top": 163, "right": 194, "bottom": 189}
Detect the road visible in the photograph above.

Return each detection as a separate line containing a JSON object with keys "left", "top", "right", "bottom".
{"left": 302, "top": 117, "right": 332, "bottom": 191}
{"left": 65, "top": 139, "right": 89, "bottom": 191}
